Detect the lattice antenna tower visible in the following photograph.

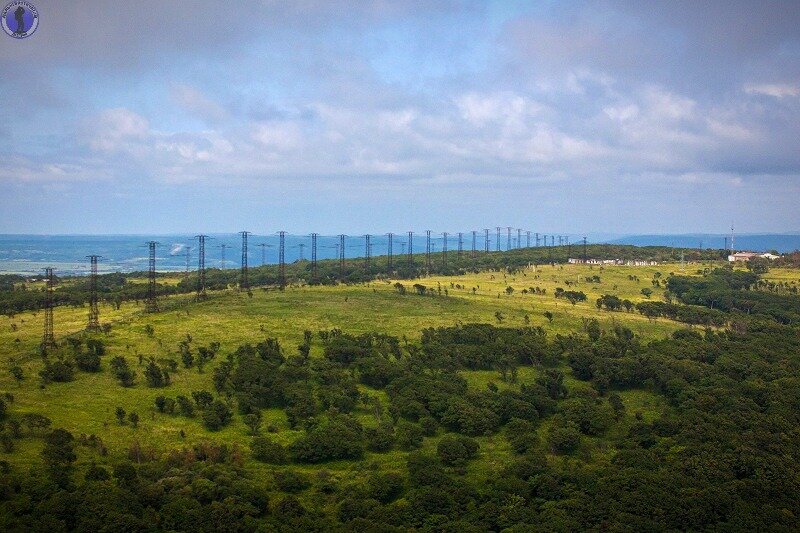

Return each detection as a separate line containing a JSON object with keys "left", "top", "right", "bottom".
{"left": 484, "top": 229, "right": 490, "bottom": 253}
{"left": 526, "top": 230, "right": 531, "bottom": 248}
{"left": 425, "top": 230, "right": 432, "bottom": 271}
{"left": 257, "top": 242, "right": 273, "bottom": 266}
{"left": 407, "top": 231, "right": 413, "bottom": 268}
{"left": 364, "top": 234, "right": 371, "bottom": 272}
{"left": 240, "top": 231, "right": 251, "bottom": 291}
{"left": 387, "top": 232, "right": 393, "bottom": 271}
{"left": 145, "top": 241, "right": 159, "bottom": 312}
{"left": 496, "top": 227, "right": 501, "bottom": 252}
{"left": 217, "top": 243, "right": 228, "bottom": 269}
{"left": 339, "top": 234, "right": 346, "bottom": 277}
{"left": 87, "top": 255, "right": 101, "bottom": 331}
{"left": 278, "top": 231, "right": 286, "bottom": 288}
{"left": 457, "top": 232, "right": 463, "bottom": 257}
{"left": 535, "top": 232, "right": 540, "bottom": 247}
{"left": 311, "top": 233, "right": 318, "bottom": 281}
{"left": 471, "top": 230, "right": 477, "bottom": 259}
{"left": 196, "top": 235, "right": 208, "bottom": 299}
{"left": 442, "top": 232, "right": 448, "bottom": 267}
{"left": 41, "top": 267, "right": 56, "bottom": 351}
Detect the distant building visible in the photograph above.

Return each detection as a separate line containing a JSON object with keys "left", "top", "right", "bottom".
{"left": 727, "top": 251, "right": 778, "bottom": 262}
{"left": 568, "top": 258, "right": 658, "bottom": 266}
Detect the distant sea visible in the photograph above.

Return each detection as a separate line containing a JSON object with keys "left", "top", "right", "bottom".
{"left": 0, "top": 233, "right": 798, "bottom": 276}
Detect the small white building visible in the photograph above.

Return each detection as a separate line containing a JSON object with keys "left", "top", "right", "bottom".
{"left": 728, "top": 251, "right": 778, "bottom": 262}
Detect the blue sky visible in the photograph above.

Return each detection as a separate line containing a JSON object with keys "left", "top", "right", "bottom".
{"left": 1, "top": 0, "right": 799, "bottom": 234}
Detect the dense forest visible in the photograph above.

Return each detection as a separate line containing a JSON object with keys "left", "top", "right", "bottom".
{"left": 0, "top": 265, "right": 799, "bottom": 531}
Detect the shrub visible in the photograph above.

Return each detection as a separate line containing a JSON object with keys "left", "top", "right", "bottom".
{"left": 251, "top": 436, "right": 287, "bottom": 464}
{"left": 202, "top": 400, "right": 232, "bottom": 431}
{"left": 436, "top": 435, "right": 479, "bottom": 466}
{"left": 274, "top": 469, "right": 310, "bottom": 493}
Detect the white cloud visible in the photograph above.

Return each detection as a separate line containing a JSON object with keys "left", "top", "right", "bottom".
{"left": 743, "top": 83, "right": 799, "bottom": 98}
{"left": 252, "top": 121, "right": 302, "bottom": 151}
{"left": 171, "top": 84, "right": 228, "bottom": 123}
{"left": 87, "top": 108, "right": 149, "bottom": 152}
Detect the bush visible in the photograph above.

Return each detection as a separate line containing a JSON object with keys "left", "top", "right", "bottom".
{"left": 395, "top": 421, "right": 424, "bottom": 450}
{"left": 251, "top": 436, "right": 287, "bottom": 464}
{"left": 547, "top": 417, "right": 581, "bottom": 454}
{"left": 289, "top": 414, "right": 364, "bottom": 463}
{"left": 274, "top": 469, "right": 310, "bottom": 493}
{"left": 365, "top": 424, "right": 395, "bottom": 452}
{"left": 436, "top": 435, "right": 479, "bottom": 466}
{"left": 505, "top": 418, "right": 539, "bottom": 454}
{"left": 75, "top": 351, "right": 101, "bottom": 372}
{"left": 368, "top": 471, "right": 405, "bottom": 503}
{"left": 110, "top": 357, "right": 136, "bottom": 387}
{"left": 202, "top": 400, "right": 232, "bottom": 431}
{"left": 176, "top": 395, "right": 194, "bottom": 417}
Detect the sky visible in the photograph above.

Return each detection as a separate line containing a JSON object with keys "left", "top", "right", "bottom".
{"left": 1, "top": 0, "right": 799, "bottom": 235}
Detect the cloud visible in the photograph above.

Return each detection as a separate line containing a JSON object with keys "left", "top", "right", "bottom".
{"left": 171, "top": 85, "right": 228, "bottom": 123}
{"left": 743, "top": 83, "right": 800, "bottom": 98}
{"left": 86, "top": 108, "right": 149, "bottom": 152}
{"left": 1, "top": 1, "right": 799, "bottom": 233}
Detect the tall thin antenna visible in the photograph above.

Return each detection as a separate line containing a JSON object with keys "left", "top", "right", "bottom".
{"left": 535, "top": 232, "right": 540, "bottom": 247}
{"left": 730, "top": 224, "right": 735, "bottom": 253}
{"left": 426, "top": 230, "right": 432, "bottom": 272}
{"left": 457, "top": 232, "right": 463, "bottom": 258}
{"left": 41, "top": 267, "right": 56, "bottom": 351}
{"left": 526, "top": 230, "right": 531, "bottom": 248}
{"left": 218, "top": 243, "right": 228, "bottom": 269}
{"left": 471, "top": 230, "right": 477, "bottom": 259}
{"left": 364, "top": 234, "right": 371, "bottom": 272}
{"left": 278, "top": 231, "right": 286, "bottom": 288}
{"left": 407, "top": 231, "right": 413, "bottom": 268}
{"left": 442, "top": 232, "right": 448, "bottom": 268}
{"left": 387, "top": 232, "right": 393, "bottom": 271}
{"left": 87, "top": 255, "right": 100, "bottom": 331}
{"left": 583, "top": 236, "right": 588, "bottom": 262}
{"left": 485, "top": 229, "right": 490, "bottom": 253}
{"left": 196, "top": 234, "right": 207, "bottom": 299}
{"left": 496, "top": 227, "right": 501, "bottom": 252}
{"left": 507, "top": 227, "right": 512, "bottom": 251}
{"left": 240, "top": 231, "right": 250, "bottom": 291}
{"left": 311, "top": 233, "right": 318, "bottom": 281}
{"left": 145, "top": 241, "right": 159, "bottom": 312}
{"left": 257, "top": 242, "right": 272, "bottom": 266}
{"left": 339, "top": 234, "right": 346, "bottom": 277}
{"left": 517, "top": 228, "right": 521, "bottom": 250}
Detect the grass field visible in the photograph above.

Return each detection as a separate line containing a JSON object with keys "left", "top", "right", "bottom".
{"left": 1, "top": 262, "right": 794, "bottom": 480}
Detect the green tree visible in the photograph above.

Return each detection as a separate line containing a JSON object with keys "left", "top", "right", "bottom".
{"left": 41, "top": 428, "right": 76, "bottom": 487}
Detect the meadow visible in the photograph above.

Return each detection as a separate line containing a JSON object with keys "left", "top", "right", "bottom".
{"left": 1, "top": 261, "right": 797, "bottom": 485}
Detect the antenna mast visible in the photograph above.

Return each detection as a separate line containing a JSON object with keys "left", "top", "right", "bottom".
{"left": 278, "top": 231, "right": 286, "bottom": 288}
{"left": 41, "top": 267, "right": 56, "bottom": 351}
{"left": 311, "top": 233, "right": 318, "bottom": 281}
{"left": 240, "top": 231, "right": 250, "bottom": 291}
{"left": 145, "top": 241, "right": 159, "bottom": 312}
{"left": 87, "top": 255, "right": 100, "bottom": 331}
{"left": 196, "top": 235, "right": 207, "bottom": 299}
